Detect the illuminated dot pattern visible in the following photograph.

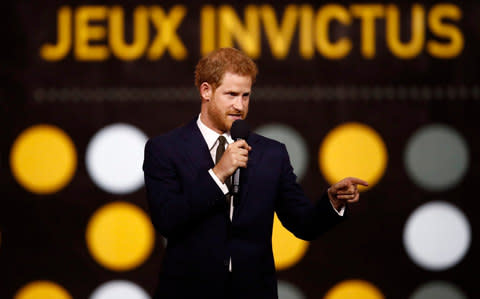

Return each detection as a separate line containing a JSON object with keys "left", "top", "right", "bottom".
{"left": 14, "top": 281, "right": 72, "bottom": 299}
{"left": 324, "top": 280, "right": 385, "bottom": 299}
{"left": 90, "top": 280, "right": 150, "bottom": 299}
{"left": 10, "top": 124, "right": 77, "bottom": 194}
{"left": 86, "top": 201, "right": 155, "bottom": 272}
{"left": 272, "top": 213, "right": 309, "bottom": 271}
{"left": 319, "top": 122, "right": 387, "bottom": 190}
{"left": 5, "top": 116, "right": 474, "bottom": 298}
{"left": 255, "top": 123, "right": 309, "bottom": 181}
{"left": 403, "top": 201, "right": 471, "bottom": 271}
{"left": 86, "top": 123, "right": 148, "bottom": 194}
{"left": 33, "top": 85, "right": 480, "bottom": 102}
{"left": 410, "top": 281, "right": 467, "bottom": 299}
{"left": 278, "top": 280, "right": 305, "bottom": 299}
{"left": 404, "top": 124, "right": 469, "bottom": 191}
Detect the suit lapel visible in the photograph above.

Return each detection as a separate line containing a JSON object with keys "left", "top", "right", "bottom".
{"left": 180, "top": 119, "right": 215, "bottom": 171}
{"left": 234, "top": 133, "right": 263, "bottom": 217}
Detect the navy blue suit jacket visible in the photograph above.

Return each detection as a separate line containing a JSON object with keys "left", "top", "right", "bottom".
{"left": 143, "top": 119, "right": 345, "bottom": 298}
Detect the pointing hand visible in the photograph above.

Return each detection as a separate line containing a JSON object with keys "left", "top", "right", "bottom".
{"left": 328, "top": 177, "right": 369, "bottom": 211}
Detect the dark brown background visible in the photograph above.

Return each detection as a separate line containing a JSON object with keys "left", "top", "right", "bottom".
{"left": 1, "top": 1, "right": 477, "bottom": 298}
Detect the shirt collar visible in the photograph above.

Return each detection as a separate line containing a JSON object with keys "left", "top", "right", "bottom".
{"left": 197, "top": 114, "right": 233, "bottom": 150}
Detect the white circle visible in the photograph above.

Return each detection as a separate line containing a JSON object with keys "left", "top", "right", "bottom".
{"left": 86, "top": 123, "right": 148, "bottom": 194}
{"left": 255, "top": 123, "right": 309, "bottom": 181}
{"left": 90, "top": 280, "right": 150, "bottom": 299}
{"left": 403, "top": 201, "right": 471, "bottom": 271}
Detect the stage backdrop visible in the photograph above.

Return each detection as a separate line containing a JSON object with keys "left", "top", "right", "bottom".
{"left": 1, "top": 1, "right": 477, "bottom": 298}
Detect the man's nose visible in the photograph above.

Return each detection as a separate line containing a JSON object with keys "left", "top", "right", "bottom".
{"left": 232, "top": 97, "right": 243, "bottom": 111}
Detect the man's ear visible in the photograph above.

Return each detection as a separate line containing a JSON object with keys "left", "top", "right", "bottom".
{"left": 200, "top": 82, "right": 212, "bottom": 101}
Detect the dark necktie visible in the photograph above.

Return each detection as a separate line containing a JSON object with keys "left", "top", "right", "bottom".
{"left": 215, "top": 136, "right": 227, "bottom": 165}
{"left": 215, "top": 136, "right": 232, "bottom": 199}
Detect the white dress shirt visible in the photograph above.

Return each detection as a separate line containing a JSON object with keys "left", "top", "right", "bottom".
{"left": 197, "top": 115, "right": 234, "bottom": 216}
{"left": 197, "top": 116, "right": 235, "bottom": 271}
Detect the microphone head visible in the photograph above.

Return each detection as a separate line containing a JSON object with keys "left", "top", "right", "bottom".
{"left": 231, "top": 119, "right": 250, "bottom": 140}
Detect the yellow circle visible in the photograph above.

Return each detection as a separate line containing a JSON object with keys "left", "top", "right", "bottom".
{"left": 272, "top": 213, "right": 309, "bottom": 270}
{"left": 324, "top": 279, "right": 385, "bottom": 299}
{"left": 319, "top": 122, "right": 387, "bottom": 190}
{"left": 10, "top": 124, "right": 77, "bottom": 194}
{"left": 86, "top": 201, "right": 155, "bottom": 271}
{"left": 14, "top": 280, "right": 72, "bottom": 299}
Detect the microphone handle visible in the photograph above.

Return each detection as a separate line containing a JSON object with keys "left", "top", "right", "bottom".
{"left": 232, "top": 167, "right": 240, "bottom": 195}
{"left": 232, "top": 138, "right": 243, "bottom": 195}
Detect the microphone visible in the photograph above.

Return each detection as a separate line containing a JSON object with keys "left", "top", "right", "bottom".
{"left": 230, "top": 119, "right": 250, "bottom": 195}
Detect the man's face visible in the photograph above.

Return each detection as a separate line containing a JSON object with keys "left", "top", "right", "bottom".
{"left": 204, "top": 72, "right": 252, "bottom": 133}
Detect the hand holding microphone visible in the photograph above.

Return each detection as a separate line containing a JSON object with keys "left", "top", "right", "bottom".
{"left": 212, "top": 120, "right": 251, "bottom": 194}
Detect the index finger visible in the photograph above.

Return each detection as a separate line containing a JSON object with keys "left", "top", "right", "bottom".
{"left": 234, "top": 139, "right": 251, "bottom": 150}
{"left": 346, "top": 177, "right": 369, "bottom": 187}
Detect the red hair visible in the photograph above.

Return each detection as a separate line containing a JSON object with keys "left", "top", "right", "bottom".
{"left": 194, "top": 48, "right": 258, "bottom": 89}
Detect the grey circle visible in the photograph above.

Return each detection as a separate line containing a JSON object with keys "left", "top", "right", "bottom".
{"left": 410, "top": 281, "right": 467, "bottom": 299}
{"left": 404, "top": 124, "right": 469, "bottom": 191}
{"left": 255, "top": 124, "right": 309, "bottom": 181}
{"left": 278, "top": 280, "right": 305, "bottom": 299}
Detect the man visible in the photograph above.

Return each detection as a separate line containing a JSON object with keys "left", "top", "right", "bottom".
{"left": 143, "top": 48, "right": 368, "bottom": 298}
